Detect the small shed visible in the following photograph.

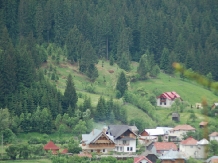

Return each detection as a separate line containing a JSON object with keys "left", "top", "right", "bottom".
{"left": 199, "top": 121, "right": 208, "bottom": 128}
{"left": 172, "top": 113, "right": 180, "bottom": 122}
{"left": 44, "top": 141, "right": 60, "bottom": 154}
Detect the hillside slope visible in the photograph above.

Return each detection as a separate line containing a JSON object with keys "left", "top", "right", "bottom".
{"left": 42, "top": 55, "right": 218, "bottom": 128}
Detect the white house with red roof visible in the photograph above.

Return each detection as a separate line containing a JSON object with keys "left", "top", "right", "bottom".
{"left": 156, "top": 91, "right": 181, "bottom": 107}
{"left": 179, "top": 137, "right": 209, "bottom": 159}
{"left": 169, "top": 124, "right": 195, "bottom": 141}
{"left": 209, "top": 132, "right": 218, "bottom": 141}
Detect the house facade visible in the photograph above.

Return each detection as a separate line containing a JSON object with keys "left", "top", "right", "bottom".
{"left": 153, "top": 142, "right": 177, "bottom": 155}
{"left": 169, "top": 125, "right": 195, "bottom": 141}
{"left": 81, "top": 129, "right": 115, "bottom": 153}
{"left": 106, "top": 125, "right": 137, "bottom": 153}
{"left": 179, "top": 137, "right": 209, "bottom": 159}
{"left": 156, "top": 91, "right": 181, "bottom": 107}
{"left": 209, "top": 132, "right": 218, "bottom": 141}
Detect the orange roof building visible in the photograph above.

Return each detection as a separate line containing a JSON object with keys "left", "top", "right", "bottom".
{"left": 180, "top": 137, "right": 198, "bottom": 145}
{"left": 44, "top": 141, "right": 60, "bottom": 152}
{"left": 154, "top": 142, "right": 177, "bottom": 154}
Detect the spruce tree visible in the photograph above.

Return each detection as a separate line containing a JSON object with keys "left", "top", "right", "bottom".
{"left": 62, "top": 74, "right": 78, "bottom": 113}
{"left": 116, "top": 71, "right": 128, "bottom": 97}
{"left": 137, "top": 54, "right": 149, "bottom": 79}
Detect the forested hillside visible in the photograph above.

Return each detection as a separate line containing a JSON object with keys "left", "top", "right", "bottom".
{"left": 0, "top": 0, "right": 218, "bottom": 142}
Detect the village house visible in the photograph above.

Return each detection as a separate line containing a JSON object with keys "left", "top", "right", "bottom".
{"left": 169, "top": 124, "right": 195, "bottom": 141}
{"left": 139, "top": 127, "right": 173, "bottom": 144}
{"left": 156, "top": 91, "right": 181, "bottom": 107}
{"left": 133, "top": 155, "right": 152, "bottom": 163}
{"left": 106, "top": 125, "right": 137, "bottom": 153}
{"left": 43, "top": 141, "right": 60, "bottom": 154}
{"left": 159, "top": 149, "right": 186, "bottom": 163}
{"left": 209, "top": 132, "right": 218, "bottom": 141}
{"left": 179, "top": 137, "right": 209, "bottom": 159}
{"left": 81, "top": 128, "right": 115, "bottom": 154}
{"left": 151, "top": 142, "right": 177, "bottom": 156}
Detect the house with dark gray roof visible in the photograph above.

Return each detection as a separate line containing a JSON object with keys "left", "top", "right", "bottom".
{"left": 81, "top": 129, "right": 115, "bottom": 154}
{"left": 106, "top": 125, "right": 137, "bottom": 153}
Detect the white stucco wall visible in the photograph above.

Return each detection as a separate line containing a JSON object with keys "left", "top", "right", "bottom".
{"left": 114, "top": 140, "right": 136, "bottom": 153}
{"left": 180, "top": 144, "right": 207, "bottom": 159}
{"left": 180, "top": 144, "right": 197, "bottom": 158}
{"left": 210, "top": 136, "right": 218, "bottom": 141}
{"left": 156, "top": 98, "right": 173, "bottom": 107}
{"left": 169, "top": 130, "right": 190, "bottom": 141}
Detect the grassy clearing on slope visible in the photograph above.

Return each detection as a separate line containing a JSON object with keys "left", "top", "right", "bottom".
{"left": 125, "top": 103, "right": 156, "bottom": 128}
{"left": 130, "top": 72, "right": 218, "bottom": 105}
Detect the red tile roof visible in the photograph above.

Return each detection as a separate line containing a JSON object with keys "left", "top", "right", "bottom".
{"left": 159, "top": 91, "right": 180, "bottom": 100}
{"left": 172, "top": 124, "right": 195, "bottom": 131}
{"left": 209, "top": 132, "right": 218, "bottom": 137}
{"left": 134, "top": 156, "right": 152, "bottom": 163}
{"left": 154, "top": 142, "right": 177, "bottom": 151}
{"left": 180, "top": 137, "right": 198, "bottom": 145}
{"left": 43, "top": 141, "right": 60, "bottom": 150}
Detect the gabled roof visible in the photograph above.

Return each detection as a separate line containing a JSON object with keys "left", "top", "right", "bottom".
{"left": 197, "top": 138, "right": 209, "bottom": 145}
{"left": 159, "top": 149, "right": 186, "bottom": 159}
{"left": 82, "top": 129, "right": 114, "bottom": 145}
{"left": 180, "top": 137, "right": 198, "bottom": 145}
{"left": 44, "top": 141, "right": 60, "bottom": 150}
{"left": 172, "top": 124, "right": 195, "bottom": 131}
{"left": 209, "top": 132, "right": 218, "bottom": 137}
{"left": 144, "top": 128, "right": 165, "bottom": 136}
{"left": 107, "top": 125, "right": 136, "bottom": 139}
{"left": 158, "top": 91, "right": 180, "bottom": 100}
{"left": 154, "top": 142, "right": 177, "bottom": 151}
{"left": 134, "top": 155, "right": 152, "bottom": 163}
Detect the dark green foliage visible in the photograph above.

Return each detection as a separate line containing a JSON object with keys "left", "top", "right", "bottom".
{"left": 6, "top": 144, "right": 19, "bottom": 160}
{"left": 109, "top": 55, "right": 114, "bottom": 65}
{"left": 87, "top": 64, "right": 99, "bottom": 82}
{"left": 137, "top": 54, "right": 149, "bottom": 79}
{"left": 68, "top": 139, "right": 82, "bottom": 154}
{"left": 116, "top": 71, "right": 128, "bottom": 97}
{"left": 62, "top": 74, "right": 78, "bottom": 113}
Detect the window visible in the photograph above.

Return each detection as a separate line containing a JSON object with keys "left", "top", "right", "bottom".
{"left": 103, "top": 149, "right": 105, "bottom": 152}
{"left": 116, "top": 147, "right": 119, "bottom": 151}
{"left": 164, "top": 102, "right": 166, "bottom": 105}
{"left": 120, "top": 147, "right": 122, "bottom": 151}
{"left": 190, "top": 146, "right": 193, "bottom": 148}
{"left": 130, "top": 147, "right": 133, "bottom": 151}
{"left": 91, "top": 150, "right": 93, "bottom": 152}
{"left": 160, "top": 102, "right": 162, "bottom": 105}
{"left": 127, "top": 147, "right": 129, "bottom": 151}
{"left": 123, "top": 140, "right": 127, "bottom": 144}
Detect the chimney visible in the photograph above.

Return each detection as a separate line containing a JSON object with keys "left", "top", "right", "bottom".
{"left": 92, "top": 129, "right": 94, "bottom": 135}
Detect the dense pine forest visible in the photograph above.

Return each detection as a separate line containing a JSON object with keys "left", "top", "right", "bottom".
{"left": 1, "top": 0, "right": 218, "bottom": 145}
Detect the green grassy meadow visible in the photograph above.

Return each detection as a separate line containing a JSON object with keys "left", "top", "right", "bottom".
{"left": 41, "top": 56, "right": 218, "bottom": 128}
